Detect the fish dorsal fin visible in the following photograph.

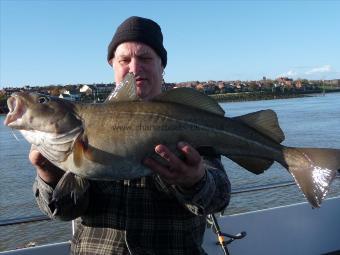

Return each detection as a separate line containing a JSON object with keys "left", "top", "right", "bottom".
{"left": 153, "top": 87, "right": 225, "bottom": 116}
{"left": 233, "top": 109, "right": 285, "bottom": 143}
{"left": 105, "top": 72, "right": 139, "bottom": 102}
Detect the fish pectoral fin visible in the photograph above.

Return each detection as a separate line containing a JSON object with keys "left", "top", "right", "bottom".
{"left": 283, "top": 147, "right": 340, "bottom": 208}
{"left": 74, "top": 136, "right": 118, "bottom": 166}
{"left": 153, "top": 87, "right": 225, "bottom": 116}
{"left": 228, "top": 156, "right": 274, "bottom": 174}
{"left": 233, "top": 109, "right": 285, "bottom": 143}
{"left": 73, "top": 135, "right": 87, "bottom": 167}
{"left": 52, "top": 171, "right": 90, "bottom": 206}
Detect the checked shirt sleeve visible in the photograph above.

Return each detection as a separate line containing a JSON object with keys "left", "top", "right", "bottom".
{"left": 33, "top": 174, "right": 89, "bottom": 221}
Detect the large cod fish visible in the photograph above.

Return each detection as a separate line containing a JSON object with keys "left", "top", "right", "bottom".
{"left": 4, "top": 74, "right": 340, "bottom": 208}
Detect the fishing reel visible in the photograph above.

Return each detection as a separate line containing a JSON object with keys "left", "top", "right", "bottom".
{"left": 207, "top": 214, "right": 247, "bottom": 255}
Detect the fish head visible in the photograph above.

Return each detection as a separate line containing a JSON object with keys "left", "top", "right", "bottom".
{"left": 4, "top": 92, "right": 82, "bottom": 134}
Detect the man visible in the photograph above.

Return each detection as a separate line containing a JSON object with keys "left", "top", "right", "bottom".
{"left": 30, "top": 16, "right": 231, "bottom": 255}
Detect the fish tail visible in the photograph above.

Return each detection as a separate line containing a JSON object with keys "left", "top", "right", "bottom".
{"left": 283, "top": 147, "right": 340, "bottom": 208}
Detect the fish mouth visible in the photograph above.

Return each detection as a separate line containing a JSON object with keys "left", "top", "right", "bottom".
{"left": 3, "top": 94, "right": 27, "bottom": 127}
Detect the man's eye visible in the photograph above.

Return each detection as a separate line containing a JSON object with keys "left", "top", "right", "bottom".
{"left": 141, "top": 56, "right": 152, "bottom": 61}
{"left": 38, "top": 96, "right": 49, "bottom": 104}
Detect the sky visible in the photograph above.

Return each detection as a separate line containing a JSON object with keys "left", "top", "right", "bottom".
{"left": 1, "top": 0, "right": 339, "bottom": 88}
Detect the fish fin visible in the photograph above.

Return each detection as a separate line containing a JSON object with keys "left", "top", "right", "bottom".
{"left": 233, "top": 109, "right": 285, "bottom": 143}
{"left": 153, "top": 87, "right": 225, "bottom": 116}
{"left": 283, "top": 147, "right": 340, "bottom": 208}
{"left": 83, "top": 145, "right": 115, "bottom": 165}
{"left": 52, "top": 171, "right": 90, "bottom": 205}
{"left": 73, "top": 135, "right": 115, "bottom": 166}
{"left": 73, "top": 134, "right": 88, "bottom": 167}
{"left": 105, "top": 72, "right": 139, "bottom": 102}
{"left": 228, "top": 156, "right": 274, "bottom": 174}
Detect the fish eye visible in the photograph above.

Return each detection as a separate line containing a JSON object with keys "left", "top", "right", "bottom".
{"left": 38, "top": 96, "right": 49, "bottom": 104}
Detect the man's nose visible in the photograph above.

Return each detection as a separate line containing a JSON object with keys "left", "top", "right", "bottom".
{"left": 129, "top": 58, "right": 142, "bottom": 74}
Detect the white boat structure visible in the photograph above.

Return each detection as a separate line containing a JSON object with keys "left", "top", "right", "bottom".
{"left": 1, "top": 180, "right": 340, "bottom": 255}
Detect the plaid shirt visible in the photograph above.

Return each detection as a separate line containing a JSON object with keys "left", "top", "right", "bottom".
{"left": 33, "top": 155, "right": 230, "bottom": 255}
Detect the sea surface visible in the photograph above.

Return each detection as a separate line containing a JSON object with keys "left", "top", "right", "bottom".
{"left": 1, "top": 92, "right": 340, "bottom": 251}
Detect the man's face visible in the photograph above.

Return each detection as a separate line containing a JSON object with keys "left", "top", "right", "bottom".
{"left": 111, "top": 42, "right": 164, "bottom": 100}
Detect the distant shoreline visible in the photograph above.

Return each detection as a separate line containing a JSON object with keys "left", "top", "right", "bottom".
{"left": 210, "top": 89, "right": 340, "bottom": 103}
{"left": 211, "top": 92, "right": 307, "bottom": 102}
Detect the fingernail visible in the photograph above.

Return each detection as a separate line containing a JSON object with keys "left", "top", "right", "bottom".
{"left": 155, "top": 145, "right": 163, "bottom": 154}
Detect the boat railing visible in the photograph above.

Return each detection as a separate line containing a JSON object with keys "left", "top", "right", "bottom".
{"left": 1, "top": 175, "right": 339, "bottom": 227}
{"left": 0, "top": 215, "right": 50, "bottom": 227}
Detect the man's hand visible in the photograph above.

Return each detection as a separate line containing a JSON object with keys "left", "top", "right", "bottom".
{"left": 143, "top": 142, "right": 206, "bottom": 188}
{"left": 29, "top": 146, "right": 64, "bottom": 187}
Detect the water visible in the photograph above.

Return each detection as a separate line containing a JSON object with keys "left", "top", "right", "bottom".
{"left": 1, "top": 93, "right": 340, "bottom": 251}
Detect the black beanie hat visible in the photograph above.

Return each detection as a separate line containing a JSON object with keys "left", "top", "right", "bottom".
{"left": 107, "top": 16, "right": 167, "bottom": 67}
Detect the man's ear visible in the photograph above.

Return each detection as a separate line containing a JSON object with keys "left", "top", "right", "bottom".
{"left": 108, "top": 58, "right": 113, "bottom": 66}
